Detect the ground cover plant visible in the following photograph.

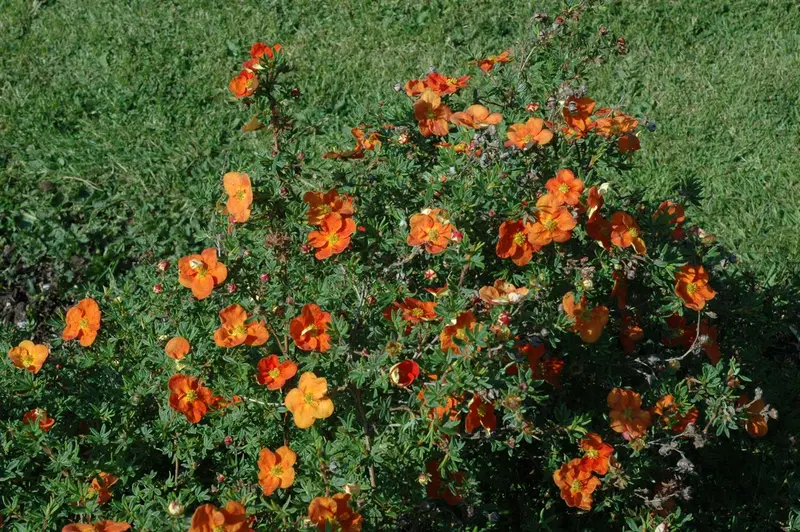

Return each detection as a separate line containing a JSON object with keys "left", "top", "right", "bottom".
{"left": 2, "top": 1, "right": 800, "bottom": 531}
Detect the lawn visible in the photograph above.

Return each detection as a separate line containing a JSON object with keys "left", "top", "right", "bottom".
{"left": 1, "top": 0, "right": 799, "bottom": 528}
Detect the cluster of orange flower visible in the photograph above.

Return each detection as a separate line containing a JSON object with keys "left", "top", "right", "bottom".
{"left": 304, "top": 189, "right": 356, "bottom": 259}
{"left": 553, "top": 433, "right": 614, "bottom": 510}
{"left": 561, "top": 95, "right": 641, "bottom": 154}
{"left": 228, "top": 42, "right": 282, "bottom": 98}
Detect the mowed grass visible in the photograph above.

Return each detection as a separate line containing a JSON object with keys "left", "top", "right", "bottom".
{"left": 0, "top": 0, "right": 798, "bottom": 302}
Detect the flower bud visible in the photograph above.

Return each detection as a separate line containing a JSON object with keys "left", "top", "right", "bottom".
{"left": 153, "top": 284, "right": 164, "bottom": 294}
{"left": 167, "top": 501, "right": 184, "bottom": 516}
{"left": 417, "top": 473, "right": 431, "bottom": 486}
{"left": 157, "top": 260, "right": 170, "bottom": 272}
{"left": 389, "top": 360, "right": 420, "bottom": 388}
{"left": 227, "top": 283, "right": 237, "bottom": 294}
{"left": 343, "top": 483, "right": 361, "bottom": 497}
{"left": 224, "top": 435, "right": 233, "bottom": 446}
{"left": 260, "top": 273, "right": 271, "bottom": 282}
{"left": 424, "top": 269, "right": 437, "bottom": 280}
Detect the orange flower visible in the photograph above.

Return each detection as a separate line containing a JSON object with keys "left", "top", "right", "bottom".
{"left": 737, "top": 395, "right": 769, "bottom": 438}
{"left": 474, "top": 50, "right": 512, "bottom": 73}
{"left": 651, "top": 395, "right": 699, "bottom": 434}
{"left": 407, "top": 208, "right": 454, "bottom": 255}
{"left": 618, "top": 133, "right": 640, "bottom": 154}
{"left": 62, "top": 298, "right": 101, "bottom": 347}
{"left": 619, "top": 313, "right": 644, "bottom": 354}
{"left": 389, "top": 360, "right": 420, "bottom": 388}
{"left": 545, "top": 169, "right": 584, "bottom": 206}
{"left": 223, "top": 172, "right": 253, "bottom": 223}
{"left": 478, "top": 280, "right": 529, "bottom": 306}
{"left": 562, "top": 96, "right": 596, "bottom": 139}
{"left": 88, "top": 472, "right": 118, "bottom": 504}
{"left": 426, "top": 460, "right": 465, "bottom": 506}
{"left": 417, "top": 388, "right": 462, "bottom": 422}
{"left": 505, "top": 117, "right": 553, "bottom": 149}
{"left": 250, "top": 42, "right": 281, "bottom": 61}
{"left": 579, "top": 433, "right": 614, "bottom": 475}
{"left": 303, "top": 189, "right": 355, "bottom": 226}
{"left": 698, "top": 321, "right": 721, "bottom": 365}
{"left": 440, "top": 310, "right": 477, "bottom": 354}
{"left": 229, "top": 70, "right": 258, "bottom": 98}
{"left": 424, "top": 72, "right": 470, "bottom": 96}
{"left": 496, "top": 219, "right": 539, "bottom": 266}
{"left": 308, "top": 213, "right": 356, "bottom": 260}
{"left": 165, "top": 336, "right": 190, "bottom": 360}
{"left": 581, "top": 185, "right": 605, "bottom": 220}
{"left": 308, "top": 493, "right": 363, "bottom": 532}
{"left": 586, "top": 215, "right": 613, "bottom": 251}
{"left": 607, "top": 388, "right": 652, "bottom": 440}
{"left": 213, "top": 304, "right": 269, "bottom": 348}
{"left": 593, "top": 111, "right": 638, "bottom": 137}
{"left": 610, "top": 212, "right": 646, "bottom": 254}
{"left": 258, "top": 445, "right": 296, "bottom": 496}
{"left": 529, "top": 194, "right": 578, "bottom": 246}
{"left": 289, "top": 304, "right": 332, "bottom": 352}
{"left": 62, "top": 521, "right": 131, "bottom": 532}
{"left": 519, "top": 343, "right": 563, "bottom": 388}
{"left": 23, "top": 408, "right": 54, "bottom": 432}
{"left": 383, "top": 297, "right": 438, "bottom": 327}
{"left": 450, "top": 104, "right": 502, "bottom": 129}
{"left": 414, "top": 89, "right": 452, "bottom": 136}
{"left": 465, "top": 394, "right": 497, "bottom": 433}
{"left": 284, "top": 372, "right": 334, "bottom": 429}
{"left": 611, "top": 271, "right": 627, "bottom": 310}
{"left": 663, "top": 313, "right": 695, "bottom": 349}
{"left": 654, "top": 200, "right": 686, "bottom": 239}
{"left": 178, "top": 248, "right": 228, "bottom": 300}
{"left": 8, "top": 340, "right": 48, "bottom": 373}
{"left": 674, "top": 265, "right": 716, "bottom": 311}
{"left": 403, "top": 78, "right": 427, "bottom": 98}
{"left": 256, "top": 355, "right": 298, "bottom": 390}
{"left": 189, "top": 501, "right": 253, "bottom": 532}
{"left": 168, "top": 374, "right": 219, "bottom": 423}
{"left": 552, "top": 458, "right": 601, "bottom": 510}
{"left": 323, "top": 128, "right": 380, "bottom": 160}
{"left": 562, "top": 292, "right": 609, "bottom": 343}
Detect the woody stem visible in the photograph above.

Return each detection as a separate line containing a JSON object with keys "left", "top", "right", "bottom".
{"left": 665, "top": 312, "right": 703, "bottom": 362}
{"left": 351, "top": 385, "right": 378, "bottom": 489}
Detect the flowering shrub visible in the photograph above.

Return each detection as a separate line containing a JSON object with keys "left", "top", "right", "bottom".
{"left": 0, "top": 12, "right": 788, "bottom": 532}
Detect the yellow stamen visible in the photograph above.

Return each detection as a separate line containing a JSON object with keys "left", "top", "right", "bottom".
{"left": 513, "top": 231, "right": 527, "bottom": 246}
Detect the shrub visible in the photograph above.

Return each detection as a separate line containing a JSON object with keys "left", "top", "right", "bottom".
{"left": 0, "top": 11, "right": 787, "bottom": 532}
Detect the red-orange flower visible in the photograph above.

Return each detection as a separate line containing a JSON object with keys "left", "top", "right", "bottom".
{"left": 610, "top": 212, "right": 646, "bottom": 254}
{"left": 519, "top": 343, "right": 564, "bottom": 388}
{"left": 612, "top": 271, "right": 627, "bottom": 310}
{"left": 389, "top": 360, "right": 420, "bottom": 388}
{"left": 308, "top": 213, "right": 356, "bottom": 260}
{"left": 168, "top": 374, "right": 219, "bottom": 423}
{"left": 545, "top": 169, "right": 584, "bottom": 206}
{"left": 496, "top": 219, "right": 540, "bottom": 266}
{"left": 165, "top": 336, "right": 190, "bottom": 360}
{"left": 258, "top": 445, "right": 296, "bottom": 496}
{"left": 698, "top": 321, "right": 721, "bottom": 365}
{"left": 579, "top": 433, "right": 614, "bottom": 475}
{"left": 417, "top": 387, "right": 462, "bottom": 422}
{"left": 674, "top": 265, "right": 716, "bottom": 311}
{"left": 654, "top": 200, "right": 686, "bottom": 239}
{"left": 737, "top": 395, "right": 769, "bottom": 438}
{"left": 229, "top": 70, "right": 258, "bottom": 98}
{"left": 474, "top": 50, "right": 512, "bottom": 73}
{"left": 562, "top": 96, "right": 596, "bottom": 139}
{"left": 414, "top": 89, "right": 452, "bottom": 136}
{"left": 213, "top": 304, "right": 269, "bottom": 348}
{"left": 652, "top": 395, "right": 700, "bottom": 434}
{"left": 593, "top": 111, "right": 638, "bottom": 137}
{"left": 289, "top": 304, "right": 332, "bottom": 352}
{"left": 407, "top": 208, "right": 454, "bottom": 254}
{"left": 440, "top": 311, "right": 477, "bottom": 354}
{"left": 618, "top": 133, "right": 640, "bottom": 154}
{"left": 62, "top": 521, "right": 131, "bottom": 532}
{"left": 582, "top": 185, "right": 605, "bottom": 220}
{"left": 256, "top": 355, "right": 298, "bottom": 390}
{"left": 663, "top": 313, "right": 695, "bottom": 349}
{"left": 586, "top": 215, "right": 613, "bottom": 251}
{"left": 23, "top": 408, "right": 54, "bottom": 432}
{"left": 426, "top": 460, "right": 465, "bottom": 506}
{"left": 178, "top": 248, "right": 228, "bottom": 300}
{"left": 323, "top": 128, "right": 380, "bottom": 160}
{"left": 424, "top": 72, "right": 470, "bottom": 96}
{"left": 62, "top": 298, "right": 101, "bottom": 347}
{"left": 8, "top": 340, "right": 49, "bottom": 373}
{"left": 189, "top": 501, "right": 253, "bottom": 532}
{"left": 88, "top": 472, "right": 118, "bottom": 504}
{"left": 529, "top": 194, "right": 578, "bottom": 246}
{"left": 250, "top": 42, "right": 282, "bottom": 61}
{"left": 285, "top": 372, "right": 334, "bottom": 429}
{"left": 303, "top": 190, "right": 355, "bottom": 226}
{"left": 553, "top": 458, "right": 601, "bottom": 510}
{"left": 562, "top": 292, "right": 609, "bottom": 343}
{"left": 450, "top": 104, "right": 502, "bottom": 129}
{"left": 465, "top": 394, "right": 497, "bottom": 433}
{"left": 223, "top": 172, "right": 253, "bottom": 223}
{"left": 505, "top": 117, "right": 553, "bottom": 148}
{"left": 478, "top": 279, "right": 529, "bottom": 306}
{"left": 608, "top": 388, "right": 652, "bottom": 440}
{"left": 308, "top": 493, "right": 363, "bottom": 532}
{"left": 620, "top": 313, "right": 644, "bottom": 354}
{"left": 383, "top": 297, "right": 438, "bottom": 327}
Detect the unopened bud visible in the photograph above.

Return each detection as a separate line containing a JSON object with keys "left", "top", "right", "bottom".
{"left": 168, "top": 501, "right": 184, "bottom": 516}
